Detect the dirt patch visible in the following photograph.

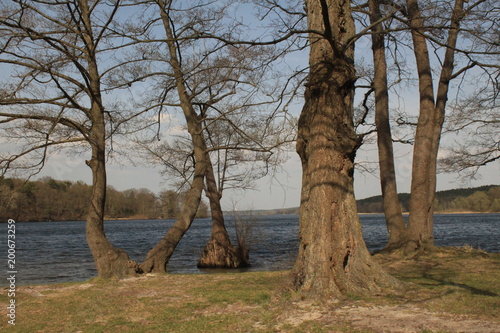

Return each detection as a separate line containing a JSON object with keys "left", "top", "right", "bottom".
{"left": 334, "top": 304, "right": 499, "bottom": 333}
{"left": 278, "top": 301, "right": 499, "bottom": 332}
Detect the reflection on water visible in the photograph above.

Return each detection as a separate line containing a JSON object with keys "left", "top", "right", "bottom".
{"left": 2, "top": 213, "right": 498, "bottom": 286}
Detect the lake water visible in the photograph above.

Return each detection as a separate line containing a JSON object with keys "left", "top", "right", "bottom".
{"left": 2, "top": 213, "right": 499, "bottom": 286}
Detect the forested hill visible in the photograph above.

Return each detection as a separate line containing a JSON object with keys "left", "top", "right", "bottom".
{"left": 1, "top": 177, "right": 499, "bottom": 221}
{"left": 0, "top": 177, "right": 209, "bottom": 222}
{"left": 249, "top": 185, "right": 500, "bottom": 215}
{"left": 356, "top": 185, "right": 500, "bottom": 213}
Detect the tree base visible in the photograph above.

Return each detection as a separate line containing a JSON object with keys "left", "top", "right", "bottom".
{"left": 197, "top": 237, "right": 250, "bottom": 268}
{"left": 377, "top": 238, "right": 436, "bottom": 256}
{"left": 292, "top": 249, "right": 404, "bottom": 300}
{"left": 95, "top": 247, "right": 142, "bottom": 279}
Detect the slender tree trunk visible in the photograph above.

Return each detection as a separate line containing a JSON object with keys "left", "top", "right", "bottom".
{"left": 81, "top": 0, "right": 138, "bottom": 278}
{"left": 404, "top": 0, "right": 438, "bottom": 252}
{"left": 85, "top": 141, "right": 140, "bottom": 278}
{"left": 197, "top": 158, "right": 249, "bottom": 268}
{"left": 139, "top": 0, "right": 208, "bottom": 273}
{"left": 404, "top": 0, "right": 463, "bottom": 252}
{"left": 369, "top": 0, "right": 406, "bottom": 250}
{"left": 292, "top": 0, "right": 400, "bottom": 298}
{"left": 428, "top": 0, "right": 464, "bottom": 225}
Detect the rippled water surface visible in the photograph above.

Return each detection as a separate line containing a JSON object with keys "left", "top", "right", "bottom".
{"left": 2, "top": 213, "right": 498, "bottom": 286}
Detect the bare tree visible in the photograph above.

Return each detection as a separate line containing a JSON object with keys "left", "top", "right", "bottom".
{"left": 131, "top": 0, "right": 213, "bottom": 273}
{"left": 127, "top": 0, "right": 296, "bottom": 271}
{"left": 198, "top": 112, "right": 291, "bottom": 268}
{"left": 367, "top": 0, "right": 407, "bottom": 249}
{"left": 351, "top": 0, "right": 498, "bottom": 253}
{"left": 291, "top": 0, "right": 400, "bottom": 297}
{"left": 0, "top": 0, "right": 144, "bottom": 277}
{"left": 394, "top": 0, "right": 499, "bottom": 252}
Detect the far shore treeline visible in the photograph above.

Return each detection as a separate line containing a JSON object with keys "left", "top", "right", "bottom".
{"left": 1, "top": 177, "right": 499, "bottom": 222}
{"left": 0, "top": 177, "right": 209, "bottom": 222}
{"left": 260, "top": 185, "right": 500, "bottom": 215}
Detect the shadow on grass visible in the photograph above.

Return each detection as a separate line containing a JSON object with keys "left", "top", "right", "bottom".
{"left": 422, "top": 273, "right": 499, "bottom": 297}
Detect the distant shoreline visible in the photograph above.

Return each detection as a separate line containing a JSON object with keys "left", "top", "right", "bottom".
{"left": 5, "top": 210, "right": 499, "bottom": 222}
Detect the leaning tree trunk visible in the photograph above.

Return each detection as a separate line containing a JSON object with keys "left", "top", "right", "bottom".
{"left": 139, "top": 163, "right": 205, "bottom": 273}
{"left": 292, "top": 0, "right": 400, "bottom": 298}
{"left": 85, "top": 127, "right": 140, "bottom": 278}
{"left": 82, "top": 0, "right": 139, "bottom": 279}
{"left": 369, "top": 0, "right": 407, "bottom": 251}
{"left": 429, "top": 0, "right": 464, "bottom": 204}
{"left": 139, "top": 1, "right": 208, "bottom": 273}
{"left": 138, "top": 103, "right": 207, "bottom": 273}
{"left": 197, "top": 157, "right": 250, "bottom": 268}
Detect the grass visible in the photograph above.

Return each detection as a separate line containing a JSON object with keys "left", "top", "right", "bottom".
{"left": 376, "top": 247, "right": 500, "bottom": 319}
{"left": 1, "top": 247, "right": 499, "bottom": 332}
{"left": 341, "top": 247, "right": 500, "bottom": 332}
{"left": 1, "top": 272, "right": 285, "bottom": 333}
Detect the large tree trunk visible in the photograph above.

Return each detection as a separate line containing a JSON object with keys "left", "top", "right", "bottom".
{"left": 369, "top": 0, "right": 406, "bottom": 250}
{"left": 292, "top": 0, "right": 400, "bottom": 298}
{"left": 82, "top": 0, "right": 138, "bottom": 279}
{"left": 197, "top": 157, "right": 250, "bottom": 268}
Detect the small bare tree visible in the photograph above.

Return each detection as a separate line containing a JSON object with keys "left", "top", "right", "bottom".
{"left": 131, "top": 0, "right": 296, "bottom": 270}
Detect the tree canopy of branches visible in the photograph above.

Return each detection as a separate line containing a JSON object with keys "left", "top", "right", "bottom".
{"left": 350, "top": 0, "right": 499, "bottom": 252}
{"left": 0, "top": 0, "right": 149, "bottom": 278}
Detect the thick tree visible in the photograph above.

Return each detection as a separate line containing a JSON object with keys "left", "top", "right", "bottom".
{"left": 292, "top": 0, "right": 399, "bottom": 297}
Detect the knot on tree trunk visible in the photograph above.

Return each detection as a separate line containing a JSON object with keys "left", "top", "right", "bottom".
{"left": 197, "top": 237, "right": 250, "bottom": 269}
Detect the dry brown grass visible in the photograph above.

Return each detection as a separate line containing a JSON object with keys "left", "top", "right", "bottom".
{"left": 1, "top": 247, "right": 498, "bottom": 332}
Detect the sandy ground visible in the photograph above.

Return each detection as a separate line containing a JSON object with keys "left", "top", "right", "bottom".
{"left": 277, "top": 300, "right": 500, "bottom": 332}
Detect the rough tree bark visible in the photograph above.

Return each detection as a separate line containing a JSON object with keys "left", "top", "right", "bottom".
{"left": 404, "top": 0, "right": 464, "bottom": 252}
{"left": 368, "top": 0, "right": 406, "bottom": 250}
{"left": 404, "top": 0, "right": 437, "bottom": 252}
{"left": 197, "top": 158, "right": 250, "bottom": 268}
{"left": 292, "top": 0, "right": 400, "bottom": 298}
